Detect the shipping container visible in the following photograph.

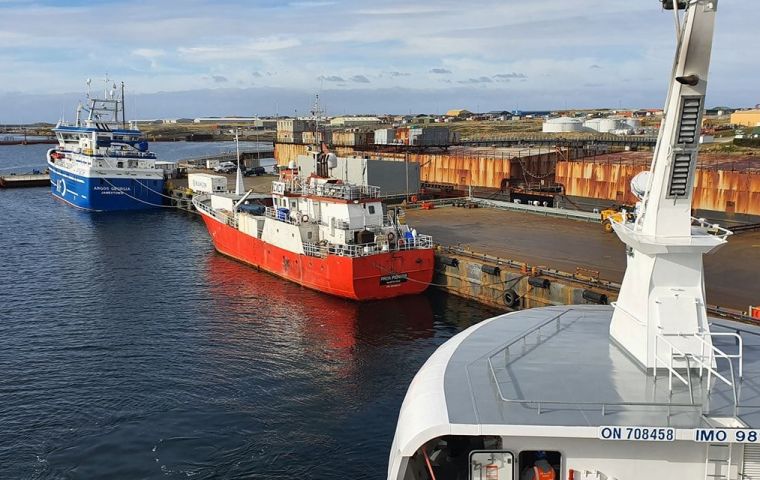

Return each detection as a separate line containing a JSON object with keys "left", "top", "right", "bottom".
{"left": 409, "top": 126, "right": 451, "bottom": 146}
{"left": 301, "top": 130, "right": 332, "bottom": 145}
{"left": 395, "top": 126, "right": 411, "bottom": 145}
{"left": 332, "top": 130, "right": 371, "bottom": 147}
{"left": 295, "top": 154, "right": 420, "bottom": 196}
{"left": 374, "top": 128, "right": 397, "bottom": 145}
{"left": 276, "top": 119, "right": 315, "bottom": 133}
{"left": 188, "top": 173, "right": 227, "bottom": 193}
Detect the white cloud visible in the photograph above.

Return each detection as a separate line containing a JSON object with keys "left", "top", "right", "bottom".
{"left": 177, "top": 36, "right": 301, "bottom": 61}
{"left": 0, "top": 0, "right": 757, "bottom": 113}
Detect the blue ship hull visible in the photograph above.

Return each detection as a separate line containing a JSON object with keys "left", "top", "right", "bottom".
{"left": 48, "top": 165, "right": 165, "bottom": 211}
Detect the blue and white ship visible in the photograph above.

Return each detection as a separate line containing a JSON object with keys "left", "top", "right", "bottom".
{"left": 47, "top": 79, "right": 165, "bottom": 211}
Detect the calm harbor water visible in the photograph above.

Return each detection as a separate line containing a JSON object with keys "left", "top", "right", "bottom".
{"left": 0, "top": 143, "right": 499, "bottom": 479}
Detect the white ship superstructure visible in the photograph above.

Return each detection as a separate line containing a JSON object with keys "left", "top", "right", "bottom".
{"left": 388, "top": 2, "right": 760, "bottom": 479}
{"left": 46, "top": 78, "right": 164, "bottom": 211}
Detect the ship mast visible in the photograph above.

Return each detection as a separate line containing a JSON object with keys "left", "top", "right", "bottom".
{"left": 610, "top": 0, "right": 724, "bottom": 369}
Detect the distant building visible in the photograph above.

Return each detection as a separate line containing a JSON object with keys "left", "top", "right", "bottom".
{"left": 329, "top": 116, "right": 382, "bottom": 127}
{"left": 193, "top": 117, "right": 262, "bottom": 125}
{"left": 445, "top": 109, "right": 472, "bottom": 118}
{"left": 483, "top": 111, "right": 513, "bottom": 121}
{"left": 730, "top": 110, "right": 760, "bottom": 127}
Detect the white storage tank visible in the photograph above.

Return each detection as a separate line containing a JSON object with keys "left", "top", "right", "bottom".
{"left": 583, "top": 118, "right": 603, "bottom": 132}
{"left": 188, "top": 173, "right": 227, "bottom": 193}
{"left": 542, "top": 117, "right": 583, "bottom": 133}
{"left": 598, "top": 118, "right": 621, "bottom": 133}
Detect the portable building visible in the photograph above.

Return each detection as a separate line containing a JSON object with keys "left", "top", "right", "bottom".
{"left": 296, "top": 155, "right": 420, "bottom": 196}
{"left": 188, "top": 173, "right": 227, "bottom": 193}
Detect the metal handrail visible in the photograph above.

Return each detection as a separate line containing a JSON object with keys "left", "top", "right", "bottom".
{"left": 265, "top": 206, "right": 298, "bottom": 225}
{"left": 194, "top": 196, "right": 238, "bottom": 228}
{"left": 302, "top": 234, "right": 433, "bottom": 259}
{"left": 479, "top": 310, "right": 707, "bottom": 415}
{"left": 654, "top": 332, "right": 740, "bottom": 416}
{"left": 301, "top": 182, "right": 380, "bottom": 200}
{"left": 691, "top": 217, "right": 734, "bottom": 241}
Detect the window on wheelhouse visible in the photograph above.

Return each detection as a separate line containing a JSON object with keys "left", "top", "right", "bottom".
{"left": 117, "top": 162, "right": 124, "bottom": 168}
{"left": 411, "top": 435, "right": 505, "bottom": 480}
{"left": 518, "top": 450, "right": 561, "bottom": 480}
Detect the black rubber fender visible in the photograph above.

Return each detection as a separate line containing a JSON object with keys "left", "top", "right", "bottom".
{"left": 504, "top": 289, "right": 519, "bottom": 308}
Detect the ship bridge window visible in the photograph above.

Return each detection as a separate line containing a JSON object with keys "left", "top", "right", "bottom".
{"left": 518, "top": 450, "right": 561, "bottom": 480}
{"left": 411, "top": 436, "right": 507, "bottom": 480}
{"left": 368, "top": 205, "right": 376, "bottom": 214}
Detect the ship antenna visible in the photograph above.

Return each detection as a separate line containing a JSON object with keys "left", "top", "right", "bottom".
{"left": 235, "top": 128, "right": 244, "bottom": 195}
{"left": 121, "top": 82, "right": 126, "bottom": 128}
{"left": 609, "top": 0, "right": 724, "bottom": 370}
{"left": 311, "top": 92, "right": 324, "bottom": 147}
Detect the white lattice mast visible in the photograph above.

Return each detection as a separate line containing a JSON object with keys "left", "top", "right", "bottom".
{"left": 610, "top": 0, "right": 725, "bottom": 369}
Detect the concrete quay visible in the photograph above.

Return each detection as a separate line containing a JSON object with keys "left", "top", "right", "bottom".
{"left": 406, "top": 205, "right": 760, "bottom": 312}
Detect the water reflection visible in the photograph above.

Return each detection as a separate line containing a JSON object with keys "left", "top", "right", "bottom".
{"left": 204, "top": 253, "right": 436, "bottom": 353}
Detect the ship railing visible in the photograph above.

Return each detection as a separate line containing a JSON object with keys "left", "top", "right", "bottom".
{"left": 481, "top": 310, "right": 712, "bottom": 416}
{"left": 302, "top": 234, "right": 433, "bottom": 259}
{"left": 654, "top": 332, "right": 742, "bottom": 414}
{"left": 301, "top": 183, "right": 380, "bottom": 200}
{"left": 265, "top": 206, "right": 299, "bottom": 225}
{"left": 104, "top": 150, "right": 157, "bottom": 160}
{"left": 303, "top": 242, "right": 327, "bottom": 258}
{"left": 195, "top": 196, "right": 238, "bottom": 228}
{"left": 691, "top": 216, "right": 733, "bottom": 240}
{"left": 400, "top": 234, "right": 433, "bottom": 250}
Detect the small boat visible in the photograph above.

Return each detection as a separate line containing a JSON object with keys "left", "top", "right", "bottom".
{"left": 194, "top": 145, "right": 435, "bottom": 301}
{"left": 46, "top": 78, "right": 165, "bottom": 211}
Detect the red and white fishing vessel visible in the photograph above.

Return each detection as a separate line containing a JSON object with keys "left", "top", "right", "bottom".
{"left": 193, "top": 147, "right": 435, "bottom": 301}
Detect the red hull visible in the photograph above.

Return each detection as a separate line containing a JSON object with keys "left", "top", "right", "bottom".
{"left": 199, "top": 214, "right": 435, "bottom": 301}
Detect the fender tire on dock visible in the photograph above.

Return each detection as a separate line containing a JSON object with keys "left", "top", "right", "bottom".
{"left": 504, "top": 289, "right": 519, "bottom": 308}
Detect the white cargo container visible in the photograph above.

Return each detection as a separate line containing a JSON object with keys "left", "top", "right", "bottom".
{"left": 188, "top": 173, "right": 227, "bottom": 193}
{"left": 374, "top": 128, "right": 397, "bottom": 144}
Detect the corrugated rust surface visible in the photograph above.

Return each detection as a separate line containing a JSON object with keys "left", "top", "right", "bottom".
{"left": 351, "top": 149, "right": 564, "bottom": 189}
{"left": 556, "top": 154, "right": 760, "bottom": 215}
{"left": 276, "top": 143, "right": 565, "bottom": 188}
{"left": 274, "top": 142, "right": 309, "bottom": 165}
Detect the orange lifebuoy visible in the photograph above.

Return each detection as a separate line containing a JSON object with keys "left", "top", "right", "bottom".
{"left": 410, "top": 195, "right": 418, "bottom": 203}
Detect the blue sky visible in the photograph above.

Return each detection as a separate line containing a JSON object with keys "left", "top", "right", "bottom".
{"left": 0, "top": 0, "right": 758, "bottom": 122}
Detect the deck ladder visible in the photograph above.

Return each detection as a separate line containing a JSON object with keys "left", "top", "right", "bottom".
{"left": 705, "top": 443, "right": 732, "bottom": 480}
